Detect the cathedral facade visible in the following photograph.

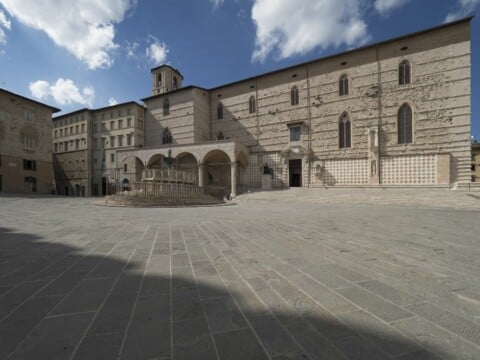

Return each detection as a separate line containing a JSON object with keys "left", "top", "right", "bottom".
{"left": 55, "top": 17, "right": 473, "bottom": 197}
{"left": 117, "top": 17, "right": 472, "bottom": 197}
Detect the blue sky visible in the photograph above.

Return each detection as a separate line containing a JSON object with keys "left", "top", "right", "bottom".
{"left": 0, "top": 0, "right": 479, "bottom": 139}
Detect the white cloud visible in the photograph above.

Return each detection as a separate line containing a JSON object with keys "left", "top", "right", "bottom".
{"left": 0, "top": 0, "right": 135, "bottom": 69}
{"left": 29, "top": 80, "right": 50, "bottom": 99}
{"left": 210, "top": 0, "right": 224, "bottom": 10}
{"left": 0, "top": 9, "right": 11, "bottom": 45}
{"left": 445, "top": 0, "right": 480, "bottom": 22}
{"left": 146, "top": 35, "right": 169, "bottom": 64}
{"left": 251, "top": 0, "right": 369, "bottom": 62}
{"left": 29, "top": 78, "right": 94, "bottom": 107}
{"left": 374, "top": 0, "right": 411, "bottom": 15}
{"left": 125, "top": 40, "right": 140, "bottom": 58}
{"left": 108, "top": 97, "right": 119, "bottom": 106}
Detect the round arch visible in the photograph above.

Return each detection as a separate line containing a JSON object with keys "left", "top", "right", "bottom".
{"left": 147, "top": 153, "right": 167, "bottom": 169}
{"left": 119, "top": 155, "right": 144, "bottom": 167}
{"left": 202, "top": 150, "right": 231, "bottom": 196}
{"left": 176, "top": 152, "right": 198, "bottom": 168}
{"left": 122, "top": 178, "right": 130, "bottom": 191}
{"left": 202, "top": 149, "right": 231, "bottom": 165}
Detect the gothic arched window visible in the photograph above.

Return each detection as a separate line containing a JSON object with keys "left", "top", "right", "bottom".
{"left": 163, "top": 98, "right": 169, "bottom": 116}
{"left": 339, "top": 112, "right": 351, "bottom": 148}
{"left": 162, "top": 127, "right": 172, "bottom": 144}
{"left": 291, "top": 86, "right": 299, "bottom": 106}
{"left": 249, "top": 96, "right": 256, "bottom": 114}
{"left": 217, "top": 102, "right": 223, "bottom": 120}
{"left": 398, "top": 104, "right": 413, "bottom": 144}
{"left": 399, "top": 60, "right": 411, "bottom": 85}
{"left": 339, "top": 74, "right": 349, "bottom": 96}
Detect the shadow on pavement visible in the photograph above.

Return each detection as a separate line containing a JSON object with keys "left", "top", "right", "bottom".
{"left": 0, "top": 226, "right": 446, "bottom": 359}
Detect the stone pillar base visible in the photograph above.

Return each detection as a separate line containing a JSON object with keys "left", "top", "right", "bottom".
{"left": 261, "top": 174, "right": 272, "bottom": 190}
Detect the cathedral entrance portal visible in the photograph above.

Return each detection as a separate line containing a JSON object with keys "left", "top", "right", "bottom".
{"left": 289, "top": 159, "right": 302, "bottom": 187}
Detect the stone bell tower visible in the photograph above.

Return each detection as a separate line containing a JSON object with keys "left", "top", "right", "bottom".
{"left": 151, "top": 65, "right": 183, "bottom": 95}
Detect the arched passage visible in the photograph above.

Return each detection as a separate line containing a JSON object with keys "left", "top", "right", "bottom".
{"left": 176, "top": 152, "right": 197, "bottom": 170}
{"left": 147, "top": 154, "right": 167, "bottom": 169}
{"left": 202, "top": 150, "right": 232, "bottom": 198}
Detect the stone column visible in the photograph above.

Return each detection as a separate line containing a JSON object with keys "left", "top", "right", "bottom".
{"left": 230, "top": 162, "right": 237, "bottom": 198}
{"left": 198, "top": 163, "right": 205, "bottom": 188}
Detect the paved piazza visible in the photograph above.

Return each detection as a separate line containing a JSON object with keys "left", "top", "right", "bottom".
{"left": 0, "top": 189, "right": 480, "bottom": 360}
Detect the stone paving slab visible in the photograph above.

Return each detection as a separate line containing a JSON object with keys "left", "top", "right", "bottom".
{"left": 1, "top": 189, "right": 480, "bottom": 359}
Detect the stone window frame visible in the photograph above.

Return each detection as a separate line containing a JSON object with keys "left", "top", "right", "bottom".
{"left": 163, "top": 98, "right": 170, "bottom": 116}
{"left": 23, "top": 136, "right": 35, "bottom": 150}
{"left": 249, "top": 96, "right": 256, "bottom": 114}
{"left": 162, "top": 127, "right": 172, "bottom": 144}
{"left": 339, "top": 74, "right": 349, "bottom": 96}
{"left": 338, "top": 112, "right": 352, "bottom": 149}
{"left": 290, "top": 86, "right": 299, "bottom": 106}
{"left": 397, "top": 103, "right": 414, "bottom": 144}
{"left": 399, "top": 60, "right": 411, "bottom": 85}
{"left": 24, "top": 109, "right": 35, "bottom": 125}
{"left": 289, "top": 125, "right": 301, "bottom": 142}
{"left": 23, "top": 159, "right": 36, "bottom": 171}
{"left": 217, "top": 102, "right": 224, "bottom": 120}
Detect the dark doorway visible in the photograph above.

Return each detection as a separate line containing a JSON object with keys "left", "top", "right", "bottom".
{"left": 93, "top": 184, "right": 98, "bottom": 196}
{"left": 0, "top": 175, "right": 2, "bottom": 192}
{"left": 122, "top": 178, "right": 130, "bottom": 191}
{"left": 75, "top": 184, "right": 80, "bottom": 196}
{"left": 289, "top": 159, "right": 302, "bottom": 187}
{"left": 65, "top": 186, "right": 69, "bottom": 196}
{"left": 24, "top": 177, "right": 37, "bottom": 192}
{"left": 101, "top": 177, "right": 107, "bottom": 196}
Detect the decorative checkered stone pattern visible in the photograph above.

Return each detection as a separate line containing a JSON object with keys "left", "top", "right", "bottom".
{"left": 263, "top": 153, "right": 284, "bottom": 187}
{"left": 245, "top": 154, "right": 261, "bottom": 187}
{"left": 380, "top": 155, "right": 436, "bottom": 185}
{"left": 322, "top": 159, "right": 369, "bottom": 185}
